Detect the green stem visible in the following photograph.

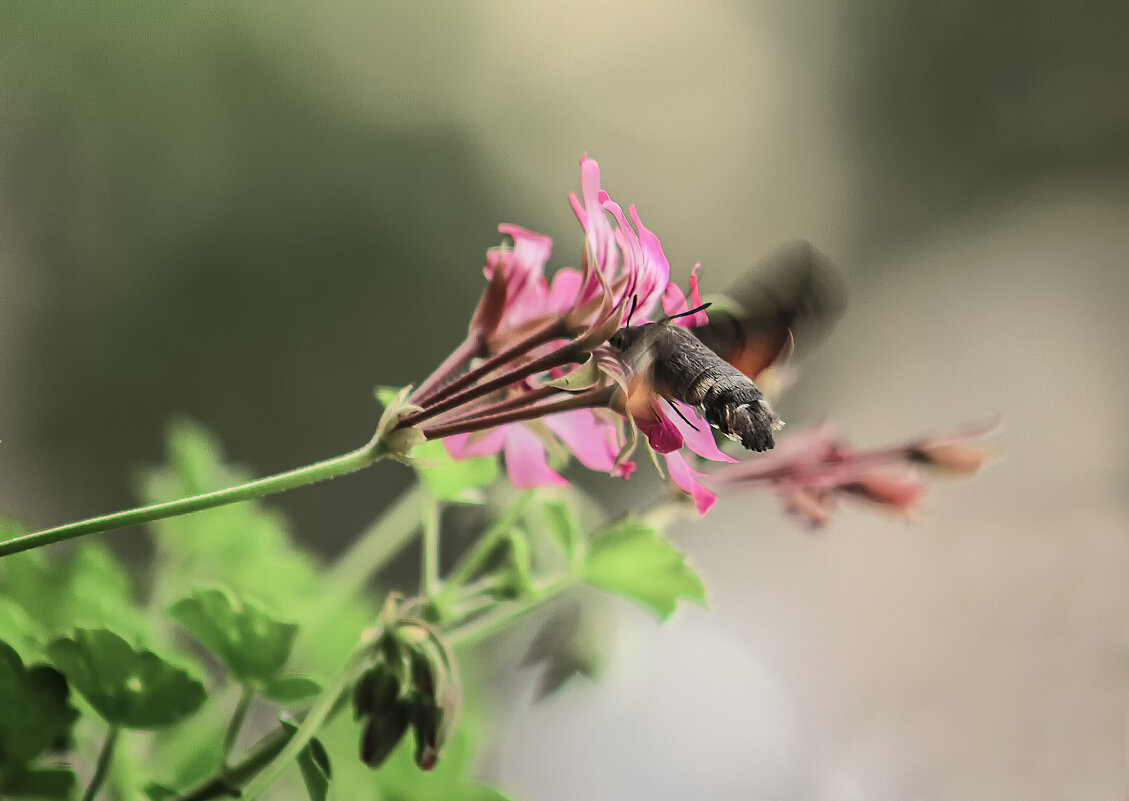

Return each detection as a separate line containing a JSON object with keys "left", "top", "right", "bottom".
{"left": 221, "top": 687, "right": 254, "bottom": 767}
{"left": 447, "top": 575, "right": 578, "bottom": 648}
{"left": 238, "top": 651, "right": 368, "bottom": 801}
{"left": 422, "top": 494, "right": 441, "bottom": 599}
{"left": 82, "top": 725, "right": 120, "bottom": 801}
{"left": 174, "top": 728, "right": 290, "bottom": 801}
{"left": 436, "top": 491, "right": 536, "bottom": 607}
{"left": 0, "top": 436, "right": 386, "bottom": 558}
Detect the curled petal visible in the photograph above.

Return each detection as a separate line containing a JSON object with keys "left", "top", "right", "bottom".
{"left": 665, "top": 451, "right": 717, "bottom": 515}
{"left": 504, "top": 425, "right": 569, "bottom": 488}
{"left": 568, "top": 155, "right": 619, "bottom": 280}
{"left": 637, "top": 403, "right": 683, "bottom": 454}
{"left": 662, "top": 264, "right": 709, "bottom": 327}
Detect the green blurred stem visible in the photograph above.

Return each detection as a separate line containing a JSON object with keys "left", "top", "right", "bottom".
{"left": 82, "top": 725, "right": 120, "bottom": 801}
{"left": 174, "top": 728, "right": 290, "bottom": 801}
{"left": 0, "top": 436, "right": 387, "bottom": 558}
{"left": 238, "top": 651, "right": 368, "bottom": 801}
{"left": 222, "top": 687, "right": 254, "bottom": 767}
{"left": 422, "top": 493, "right": 441, "bottom": 599}
{"left": 435, "top": 491, "right": 536, "bottom": 608}
{"left": 447, "top": 575, "right": 578, "bottom": 648}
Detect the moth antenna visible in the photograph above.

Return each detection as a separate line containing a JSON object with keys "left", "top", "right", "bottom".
{"left": 664, "top": 302, "right": 712, "bottom": 322}
{"left": 665, "top": 399, "right": 701, "bottom": 431}
{"left": 625, "top": 295, "right": 639, "bottom": 328}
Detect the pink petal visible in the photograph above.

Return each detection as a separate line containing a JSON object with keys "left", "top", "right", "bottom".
{"left": 503, "top": 425, "right": 569, "bottom": 488}
{"left": 547, "top": 267, "right": 584, "bottom": 313}
{"left": 665, "top": 451, "right": 717, "bottom": 515}
{"left": 628, "top": 205, "right": 672, "bottom": 311}
{"left": 570, "top": 156, "right": 619, "bottom": 279}
{"left": 662, "top": 281, "right": 690, "bottom": 318}
{"left": 543, "top": 408, "right": 619, "bottom": 473}
{"left": 444, "top": 427, "right": 506, "bottom": 459}
{"left": 500, "top": 223, "right": 553, "bottom": 280}
{"left": 637, "top": 402, "right": 683, "bottom": 454}
{"left": 666, "top": 400, "right": 737, "bottom": 463}
{"left": 672, "top": 264, "right": 709, "bottom": 327}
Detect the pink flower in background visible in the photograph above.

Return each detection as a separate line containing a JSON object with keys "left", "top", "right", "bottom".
{"left": 709, "top": 423, "right": 992, "bottom": 526}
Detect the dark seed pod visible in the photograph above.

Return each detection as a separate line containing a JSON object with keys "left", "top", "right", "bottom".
{"left": 359, "top": 702, "right": 413, "bottom": 769}
{"left": 409, "top": 700, "right": 441, "bottom": 771}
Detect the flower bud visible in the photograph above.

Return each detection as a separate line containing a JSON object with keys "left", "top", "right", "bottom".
{"left": 353, "top": 664, "right": 412, "bottom": 769}
{"left": 359, "top": 701, "right": 412, "bottom": 769}
{"left": 842, "top": 471, "right": 925, "bottom": 513}
{"left": 908, "top": 442, "right": 990, "bottom": 475}
{"left": 354, "top": 615, "right": 463, "bottom": 773}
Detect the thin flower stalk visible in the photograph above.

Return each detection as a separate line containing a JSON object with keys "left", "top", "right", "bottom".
{"left": 421, "top": 387, "right": 616, "bottom": 441}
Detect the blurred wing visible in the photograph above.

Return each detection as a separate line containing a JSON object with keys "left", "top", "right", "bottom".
{"left": 691, "top": 240, "right": 846, "bottom": 379}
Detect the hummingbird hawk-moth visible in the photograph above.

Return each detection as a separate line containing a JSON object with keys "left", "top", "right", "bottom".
{"left": 609, "top": 240, "right": 845, "bottom": 452}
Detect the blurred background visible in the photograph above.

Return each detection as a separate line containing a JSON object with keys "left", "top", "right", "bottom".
{"left": 2, "top": 2, "right": 1128, "bottom": 799}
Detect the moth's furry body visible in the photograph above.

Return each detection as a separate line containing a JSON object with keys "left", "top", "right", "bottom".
{"left": 610, "top": 322, "right": 780, "bottom": 452}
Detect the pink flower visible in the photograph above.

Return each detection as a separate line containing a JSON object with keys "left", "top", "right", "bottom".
{"left": 417, "top": 154, "right": 731, "bottom": 510}
{"left": 708, "top": 423, "right": 992, "bottom": 527}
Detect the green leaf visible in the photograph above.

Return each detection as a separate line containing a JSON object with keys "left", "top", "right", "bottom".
{"left": 280, "top": 721, "right": 332, "bottom": 801}
{"left": 411, "top": 440, "right": 498, "bottom": 503}
{"left": 0, "top": 543, "right": 146, "bottom": 642}
{"left": 0, "top": 766, "right": 78, "bottom": 800}
{"left": 582, "top": 520, "right": 707, "bottom": 620}
{"left": 0, "top": 641, "right": 79, "bottom": 765}
{"left": 137, "top": 420, "right": 319, "bottom": 617}
{"left": 0, "top": 598, "right": 40, "bottom": 660}
{"left": 504, "top": 530, "right": 534, "bottom": 598}
{"left": 261, "top": 674, "right": 323, "bottom": 704}
{"left": 167, "top": 587, "right": 298, "bottom": 685}
{"left": 45, "top": 628, "right": 206, "bottom": 729}
{"left": 142, "top": 783, "right": 180, "bottom": 801}
{"left": 539, "top": 499, "right": 581, "bottom": 560}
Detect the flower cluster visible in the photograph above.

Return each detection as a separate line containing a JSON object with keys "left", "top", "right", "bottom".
{"left": 393, "top": 155, "right": 991, "bottom": 522}
{"left": 396, "top": 155, "right": 733, "bottom": 509}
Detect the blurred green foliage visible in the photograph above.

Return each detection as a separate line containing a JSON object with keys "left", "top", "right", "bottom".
{"left": 0, "top": 418, "right": 707, "bottom": 799}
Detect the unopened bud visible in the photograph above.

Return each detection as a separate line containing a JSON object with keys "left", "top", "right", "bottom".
{"left": 908, "top": 442, "right": 990, "bottom": 475}
{"left": 359, "top": 702, "right": 412, "bottom": 769}
{"left": 353, "top": 664, "right": 412, "bottom": 769}
{"left": 842, "top": 471, "right": 925, "bottom": 513}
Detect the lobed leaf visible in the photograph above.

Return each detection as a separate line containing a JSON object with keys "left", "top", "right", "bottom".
{"left": 0, "top": 766, "right": 77, "bottom": 800}
{"left": 167, "top": 587, "right": 298, "bottom": 685}
{"left": 46, "top": 628, "right": 206, "bottom": 729}
{"left": 0, "top": 641, "right": 79, "bottom": 766}
{"left": 582, "top": 520, "right": 706, "bottom": 620}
